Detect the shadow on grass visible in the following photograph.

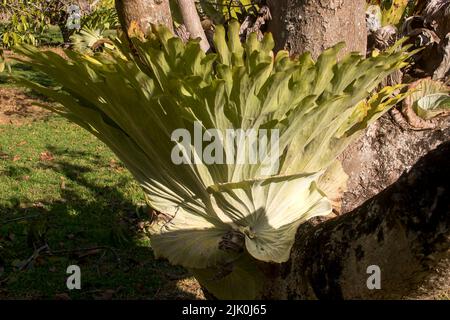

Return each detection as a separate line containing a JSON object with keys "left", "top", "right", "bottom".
{"left": 0, "top": 146, "right": 203, "bottom": 300}
{"left": 0, "top": 61, "right": 56, "bottom": 89}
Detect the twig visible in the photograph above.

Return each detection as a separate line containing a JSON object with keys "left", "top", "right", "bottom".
{"left": 0, "top": 245, "right": 122, "bottom": 285}
{"left": 18, "top": 244, "right": 49, "bottom": 271}
{"left": 47, "top": 245, "right": 121, "bottom": 264}
{"left": 1, "top": 214, "right": 40, "bottom": 225}
{"left": 195, "top": 0, "right": 253, "bottom": 8}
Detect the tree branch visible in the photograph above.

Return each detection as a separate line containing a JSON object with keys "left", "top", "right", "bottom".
{"left": 177, "top": 0, "right": 210, "bottom": 52}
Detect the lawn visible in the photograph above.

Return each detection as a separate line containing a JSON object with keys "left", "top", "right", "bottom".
{"left": 0, "top": 51, "right": 203, "bottom": 299}
{"left": 0, "top": 57, "right": 57, "bottom": 88}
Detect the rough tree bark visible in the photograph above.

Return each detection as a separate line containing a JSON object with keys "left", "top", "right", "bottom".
{"left": 258, "top": 0, "right": 450, "bottom": 299}
{"left": 263, "top": 141, "right": 450, "bottom": 299}
{"left": 115, "top": 0, "right": 173, "bottom": 34}
{"left": 266, "top": 0, "right": 367, "bottom": 58}
{"left": 340, "top": 115, "right": 450, "bottom": 213}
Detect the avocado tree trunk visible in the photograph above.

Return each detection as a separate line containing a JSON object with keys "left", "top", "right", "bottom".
{"left": 115, "top": 0, "right": 173, "bottom": 34}
{"left": 266, "top": 0, "right": 367, "bottom": 58}
{"left": 58, "top": 20, "right": 72, "bottom": 45}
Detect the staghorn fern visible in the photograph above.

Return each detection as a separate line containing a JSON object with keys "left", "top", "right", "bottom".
{"left": 367, "top": 0, "right": 412, "bottom": 27}
{"left": 70, "top": 27, "right": 116, "bottom": 54}
{"left": 405, "top": 78, "right": 450, "bottom": 120}
{"left": 13, "top": 21, "right": 412, "bottom": 299}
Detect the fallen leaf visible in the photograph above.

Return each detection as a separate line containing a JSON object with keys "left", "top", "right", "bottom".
{"left": 6, "top": 233, "right": 15, "bottom": 242}
{"left": 17, "top": 141, "right": 27, "bottom": 146}
{"left": 32, "top": 202, "right": 44, "bottom": 208}
{"left": 54, "top": 293, "right": 71, "bottom": 300}
{"left": 137, "top": 221, "right": 146, "bottom": 230}
{"left": 22, "top": 175, "right": 30, "bottom": 181}
{"left": 94, "top": 289, "right": 115, "bottom": 300}
{"left": 109, "top": 159, "right": 124, "bottom": 172}
{"left": 39, "top": 151, "right": 54, "bottom": 162}
{"left": 77, "top": 249, "right": 102, "bottom": 259}
{"left": 12, "top": 155, "right": 20, "bottom": 162}
{"left": 35, "top": 256, "right": 46, "bottom": 266}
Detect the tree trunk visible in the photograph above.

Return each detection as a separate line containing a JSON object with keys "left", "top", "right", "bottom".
{"left": 262, "top": 141, "right": 450, "bottom": 299}
{"left": 58, "top": 20, "right": 73, "bottom": 45}
{"left": 340, "top": 115, "right": 450, "bottom": 213}
{"left": 115, "top": 0, "right": 173, "bottom": 35}
{"left": 266, "top": 0, "right": 367, "bottom": 59}
{"left": 177, "top": 0, "right": 210, "bottom": 51}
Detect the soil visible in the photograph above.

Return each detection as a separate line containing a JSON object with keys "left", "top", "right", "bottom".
{"left": 0, "top": 48, "right": 71, "bottom": 125}
{"left": 0, "top": 87, "right": 51, "bottom": 125}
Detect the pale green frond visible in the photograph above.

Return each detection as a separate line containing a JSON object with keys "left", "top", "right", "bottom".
{"left": 406, "top": 78, "right": 450, "bottom": 120}
{"left": 208, "top": 172, "right": 331, "bottom": 263}
{"left": 416, "top": 94, "right": 450, "bottom": 119}
{"left": 149, "top": 206, "right": 239, "bottom": 269}
{"left": 192, "top": 254, "right": 264, "bottom": 300}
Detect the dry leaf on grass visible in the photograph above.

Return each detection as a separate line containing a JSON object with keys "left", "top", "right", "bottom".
{"left": 39, "top": 151, "right": 54, "bottom": 162}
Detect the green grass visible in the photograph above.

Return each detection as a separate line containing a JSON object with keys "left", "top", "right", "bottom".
{"left": 0, "top": 24, "right": 63, "bottom": 90}
{"left": 0, "top": 45, "right": 201, "bottom": 300}
{"left": 0, "top": 59, "right": 56, "bottom": 89}
{"left": 0, "top": 116, "right": 200, "bottom": 299}
{"left": 0, "top": 24, "right": 64, "bottom": 49}
{"left": 39, "top": 25, "right": 64, "bottom": 45}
